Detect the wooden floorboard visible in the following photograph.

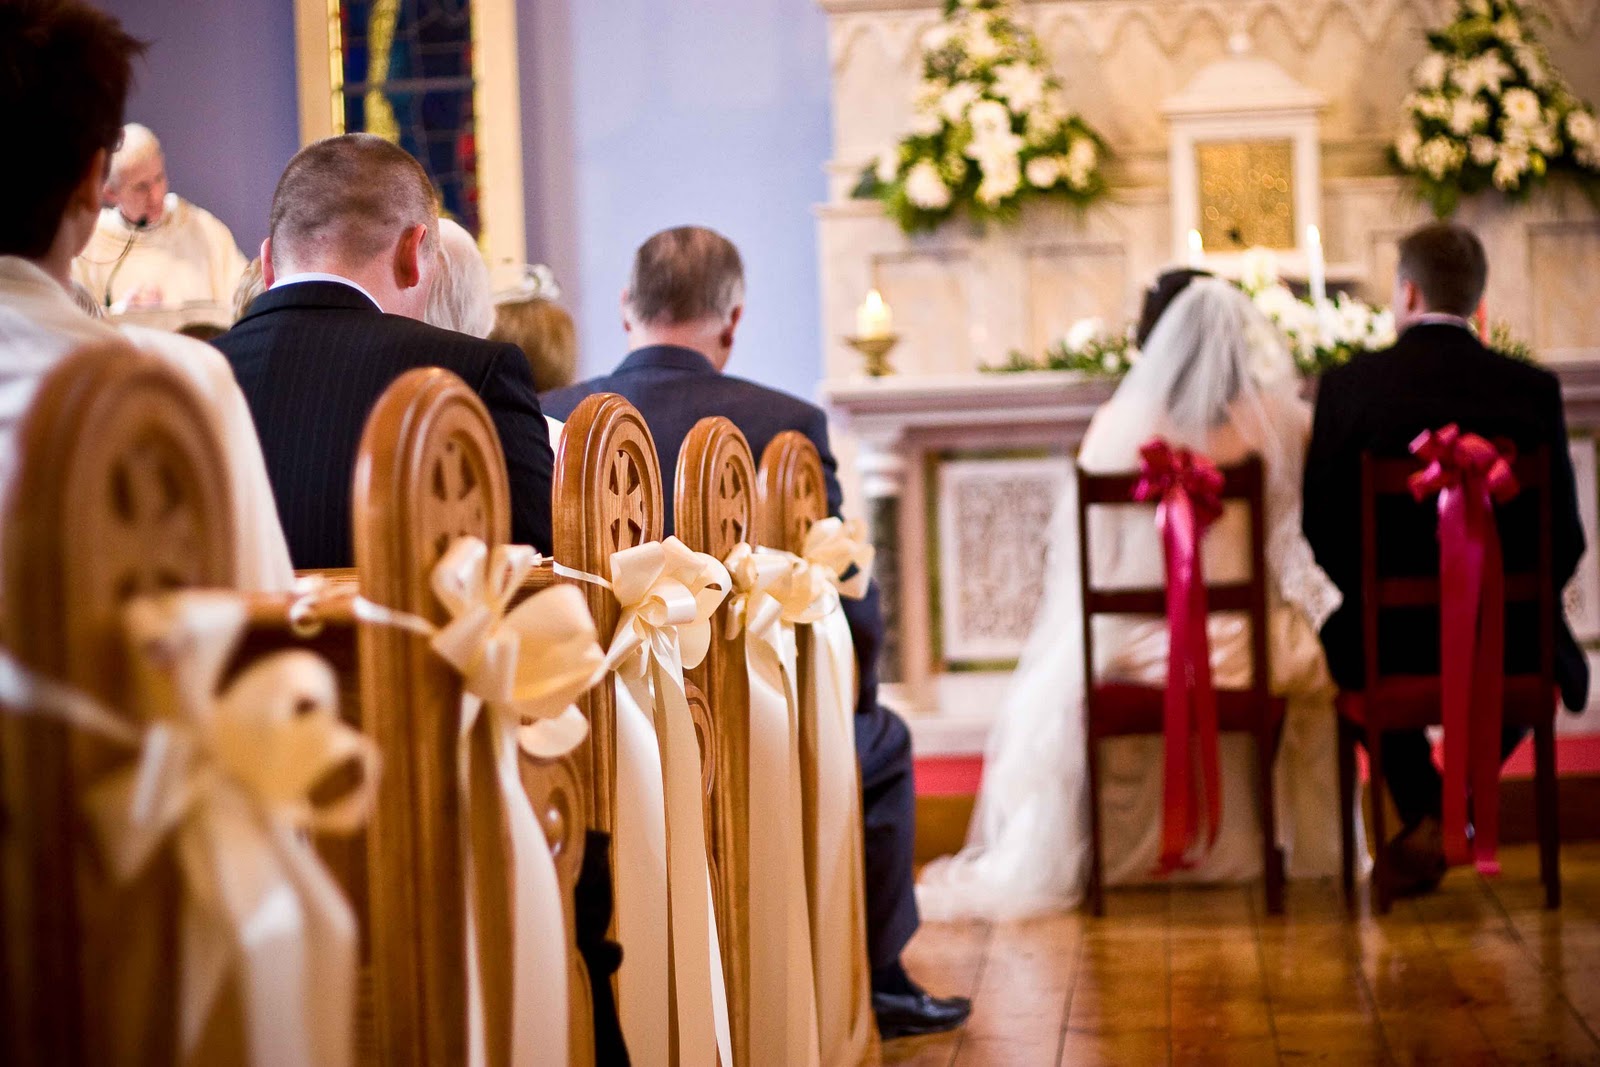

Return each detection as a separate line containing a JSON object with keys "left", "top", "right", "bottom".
{"left": 884, "top": 842, "right": 1600, "bottom": 1066}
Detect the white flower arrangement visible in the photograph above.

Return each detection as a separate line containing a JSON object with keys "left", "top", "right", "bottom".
{"left": 1392, "top": 0, "right": 1600, "bottom": 216}
{"left": 856, "top": 0, "right": 1107, "bottom": 233}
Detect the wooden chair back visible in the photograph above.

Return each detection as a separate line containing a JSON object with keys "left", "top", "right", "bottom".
{"left": 1073, "top": 455, "right": 1282, "bottom": 915}
{"left": 1357, "top": 449, "right": 1555, "bottom": 701}
{"left": 552, "top": 393, "right": 663, "bottom": 836}
{"left": 675, "top": 416, "right": 756, "bottom": 1066}
{"left": 756, "top": 430, "right": 877, "bottom": 1056}
{"left": 352, "top": 366, "right": 593, "bottom": 1065}
{"left": 1, "top": 343, "right": 239, "bottom": 1065}
{"left": 1075, "top": 456, "right": 1273, "bottom": 719}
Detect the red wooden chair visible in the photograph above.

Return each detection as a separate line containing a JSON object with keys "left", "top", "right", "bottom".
{"left": 1076, "top": 455, "right": 1286, "bottom": 916}
{"left": 1335, "top": 447, "right": 1559, "bottom": 914}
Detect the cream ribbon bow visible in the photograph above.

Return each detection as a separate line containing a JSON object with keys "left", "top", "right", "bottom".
{"left": 801, "top": 516, "right": 875, "bottom": 599}
{"left": 596, "top": 536, "right": 733, "bottom": 1067}
{"left": 0, "top": 592, "right": 378, "bottom": 1067}
{"left": 424, "top": 538, "right": 605, "bottom": 1067}
{"left": 723, "top": 544, "right": 823, "bottom": 1067}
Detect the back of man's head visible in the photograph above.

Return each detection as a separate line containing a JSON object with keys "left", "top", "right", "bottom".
{"left": 625, "top": 226, "right": 745, "bottom": 329}
{"left": 268, "top": 133, "right": 439, "bottom": 275}
{"left": 0, "top": 0, "right": 145, "bottom": 259}
{"left": 1396, "top": 222, "right": 1487, "bottom": 318}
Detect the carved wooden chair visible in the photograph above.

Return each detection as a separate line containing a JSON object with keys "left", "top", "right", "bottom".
{"left": 1075, "top": 456, "right": 1285, "bottom": 916}
{"left": 756, "top": 430, "right": 876, "bottom": 1062}
{"left": 675, "top": 416, "right": 756, "bottom": 1066}
{"left": 1, "top": 342, "right": 245, "bottom": 1065}
{"left": 553, "top": 393, "right": 722, "bottom": 1044}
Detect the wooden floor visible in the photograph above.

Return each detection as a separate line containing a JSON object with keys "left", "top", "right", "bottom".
{"left": 886, "top": 842, "right": 1600, "bottom": 1066}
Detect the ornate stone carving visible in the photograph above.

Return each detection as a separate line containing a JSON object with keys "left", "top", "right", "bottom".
{"left": 934, "top": 455, "right": 1070, "bottom": 664}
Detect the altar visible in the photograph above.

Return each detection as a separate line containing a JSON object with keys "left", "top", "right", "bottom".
{"left": 811, "top": 0, "right": 1600, "bottom": 752}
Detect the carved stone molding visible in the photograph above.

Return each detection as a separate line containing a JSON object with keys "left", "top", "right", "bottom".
{"left": 827, "top": 0, "right": 1600, "bottom": 71}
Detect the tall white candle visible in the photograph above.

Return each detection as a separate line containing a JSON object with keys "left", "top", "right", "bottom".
{"left": 1187, "top": 228, "right": 1204, "bottom": 267}
{"left": 1306, "top": 224, "right": 1327, "bottom": 305}
{"left": 857, "top": 289, "right": 893, "bottom": 339}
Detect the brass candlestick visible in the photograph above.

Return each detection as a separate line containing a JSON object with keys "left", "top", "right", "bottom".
{"left": 845, "top": 333, "right": 900, "bottom": 377}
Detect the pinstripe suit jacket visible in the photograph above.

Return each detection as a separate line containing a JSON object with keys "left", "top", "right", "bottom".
{"left": 216, "top": 280, "right": 554, "bottom": 568}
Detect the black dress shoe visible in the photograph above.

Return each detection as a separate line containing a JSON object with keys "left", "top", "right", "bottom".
{"left": 871, "top": 988, "right": 973, "bottom": 1040}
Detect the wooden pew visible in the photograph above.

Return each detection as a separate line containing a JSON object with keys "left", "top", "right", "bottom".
{"left": 757, "top": 430, "right": 877, "bottom": 1066}
{"left": 554, "top": 394, "right": 723, "bottom": 1063}
{"left": 675, "top": 416, "right": 756, "bottom": 1066}
{"left": 0, "top": 342, "right": 250, "bottom": 1065}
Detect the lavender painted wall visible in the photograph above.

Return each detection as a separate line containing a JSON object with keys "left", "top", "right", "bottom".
{"left": 95, "top": 0, "right": 832, "bottom": 398}
{"left": 98, "top": 0, "right": 300, "bottom": 256}
{"left": 527, "top": 0, "right": 833, "bottom": 399}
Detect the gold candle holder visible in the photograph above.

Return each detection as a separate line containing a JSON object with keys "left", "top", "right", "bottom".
{"left": 845, "top": 333, "right": 900, "bottom": 378}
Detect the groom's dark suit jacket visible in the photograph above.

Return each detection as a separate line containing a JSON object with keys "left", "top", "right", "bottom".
{"left": 1303, "top": 321, "right": 1588, "bottom": 711}
{"left": 542, "top": 344, "right": 920, "bottom": 968}
{"left": 216, "top": 281, "right": 555, "bottom": 568}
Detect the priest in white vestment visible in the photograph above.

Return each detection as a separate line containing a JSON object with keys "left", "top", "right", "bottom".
{"left": 71, "top": 124, "right": 248, "bottom": 313}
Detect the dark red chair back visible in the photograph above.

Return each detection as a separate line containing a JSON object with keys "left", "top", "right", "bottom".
{"left": 1340, "top": 446, "right": 1559, "bottom": 913}
{"left": 1074, "top": 454, "right": 1284, "bottom": 915}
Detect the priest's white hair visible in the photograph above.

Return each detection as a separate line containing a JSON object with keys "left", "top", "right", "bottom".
{"left": 108, "top": 122, "right": 161, "bottom": 187}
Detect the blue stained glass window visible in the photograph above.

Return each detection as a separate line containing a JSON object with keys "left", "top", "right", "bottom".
{"left": 339, "top": 0, "right": 480, "bottom": 236}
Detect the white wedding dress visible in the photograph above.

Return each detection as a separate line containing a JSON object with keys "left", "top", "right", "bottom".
{"left": 918, "top": 279, "right": 1352, "bottom": 922}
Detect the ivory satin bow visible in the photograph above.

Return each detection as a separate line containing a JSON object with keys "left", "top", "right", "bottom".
{"left": 1409, "top": 425, "right": 1521, "bottom": 874}
{"left": 1134, "top": 438, "right": 1227, "bottom": 875}
{"left": 802, "top": 516, "right": 875, "bottom": 599}
{"left": 595, "top": 537, "right": 733, "bottom": 1067}
{"left": 1, "top": 592, "right": 378, "bottom": 1067}
{"left": 423, "top": 538, "right": 606, "bottom": 1067}
{"left": 723, "top": 545, "right": 823, "bottom": 1067}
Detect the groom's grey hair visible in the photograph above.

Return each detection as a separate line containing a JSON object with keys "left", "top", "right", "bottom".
{"left": 625, "top": 226, "right": 745, "bottom": 326}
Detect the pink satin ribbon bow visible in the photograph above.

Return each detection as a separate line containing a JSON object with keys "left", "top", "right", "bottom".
{"left": 1134, "top": 439, "right": 1226, "bottom": 875}
{"left": 1409, "top": 424, "right": 1520, "bottom": 875}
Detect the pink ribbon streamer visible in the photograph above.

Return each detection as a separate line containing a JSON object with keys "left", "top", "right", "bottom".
{"left": 1409, "top": 424, "right": 1520, "bottom": 875}
{"left": 1134, "top": 439, "right": 1226, "bottom": 875}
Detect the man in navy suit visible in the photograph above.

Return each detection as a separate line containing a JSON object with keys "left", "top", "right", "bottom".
{"left": 1304, "top": 222, "right": 1587, "bottom": 894}
{"left": 543, "top": 226, "right": 970, "bottom": 1040}
{"left": 215, "top": 134, "right": 554, "bottom": 568}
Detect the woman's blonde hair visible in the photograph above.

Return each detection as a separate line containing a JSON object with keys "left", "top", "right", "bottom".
{"left": 490, "top": 297, "right": 577, "bottom": 392}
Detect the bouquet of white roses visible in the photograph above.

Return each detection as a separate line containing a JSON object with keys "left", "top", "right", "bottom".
{"left": 1392, "top": 0, "right": 1600, "bottom": 216}
{"left": 855, "top": 0, "right": 1107, "bottom": 234}
{"left": 1252, "top": 284, "right": 1397, "bottom": 376}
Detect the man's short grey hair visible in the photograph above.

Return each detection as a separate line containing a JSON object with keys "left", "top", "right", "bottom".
{"left": 426, "top": 217, "right": 495, "bottom": 337}
{"left": 107, "top": 122, "right": 160, "bottom": 188}
{"left": 625, "top": 226, "right": 745, "bottom": 326}
{"left": 269, "top": 133, "right": 439, "bottom": 268}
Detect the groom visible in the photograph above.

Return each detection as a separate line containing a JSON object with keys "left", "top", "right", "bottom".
{"left": 1303, "top": 222, "right": 1587, "bottom": 894}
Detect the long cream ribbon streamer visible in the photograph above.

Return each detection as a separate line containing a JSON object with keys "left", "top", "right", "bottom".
{"left": 723, "top": 545, "right": 824, "bottom": 1067}
{"left": 427, "top": 539, "right": 605, "bottom": 1067}
{"left": 571, "top": 537, "right": 732, "bottom": 1067}
{"left": 794, "top": 521, "right": 877, "bottom": 1066}
{"left": 0, "top": 592, "right": 378, "bottom": 1067}
{"left": 301, "top": 540, "right": 604, "bottom": 1067}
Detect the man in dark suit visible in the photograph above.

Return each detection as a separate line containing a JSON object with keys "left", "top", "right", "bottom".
{"left": 542, "top": 226, "right": 970, "bottom": 1040}
{"left": 215, "top": 134, "right": 553, "bottom": 568}
{"left": 1304, "top": 222, "right": 1587, "bottom": 893}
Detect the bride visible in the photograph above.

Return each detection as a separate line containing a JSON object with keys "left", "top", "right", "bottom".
{"left": 918, "top": 277, "right": 1349, "bottom": 921}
